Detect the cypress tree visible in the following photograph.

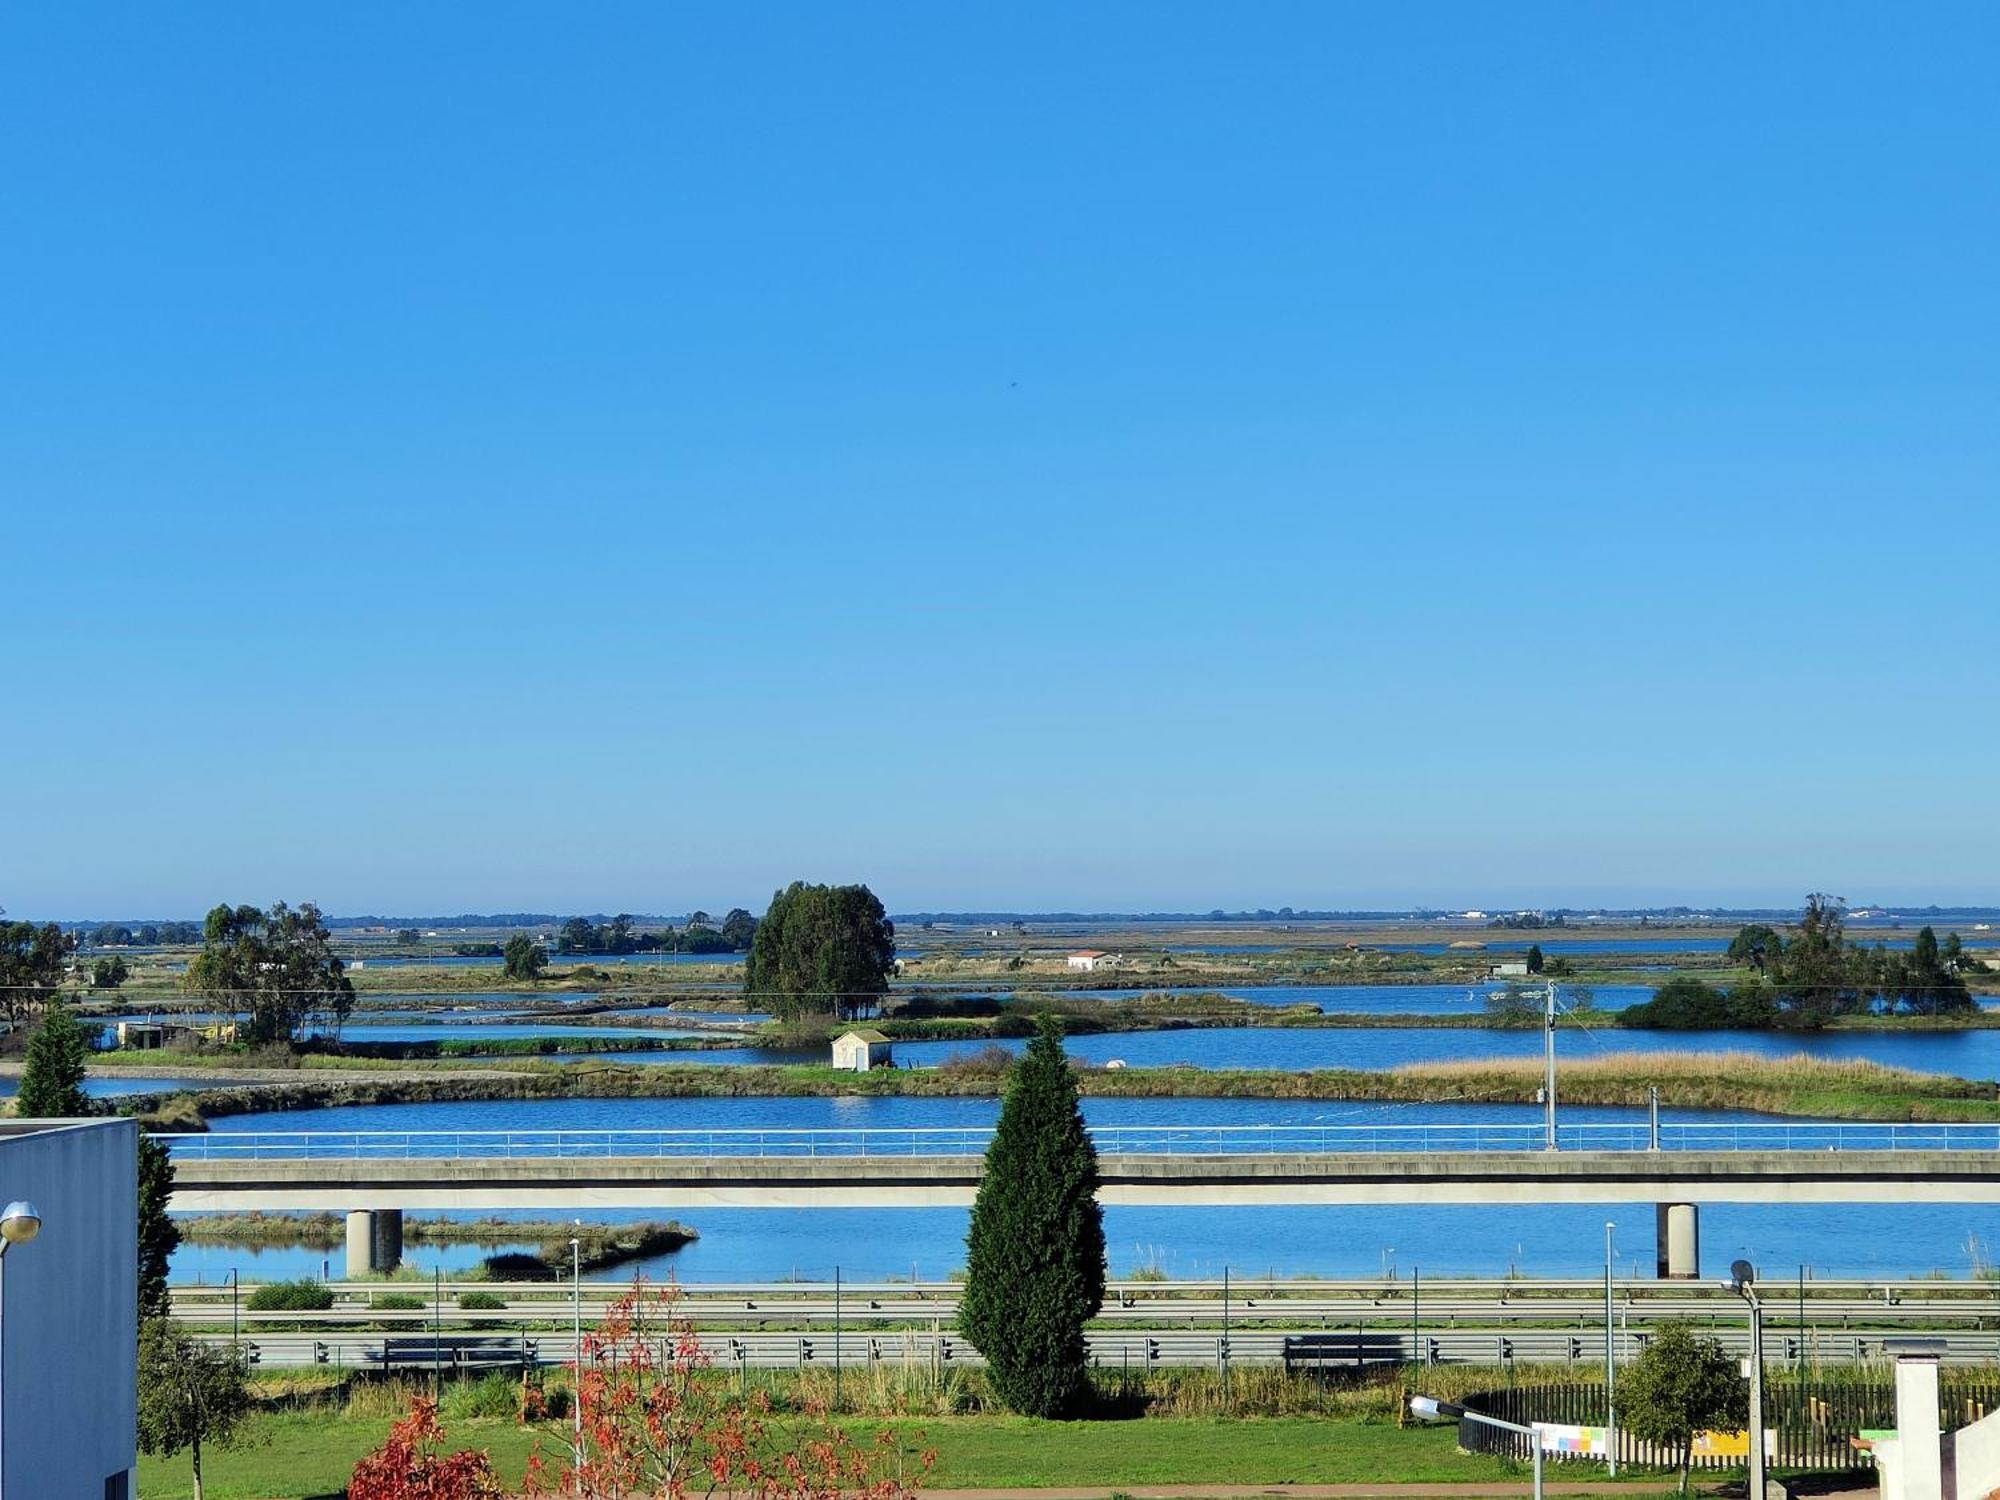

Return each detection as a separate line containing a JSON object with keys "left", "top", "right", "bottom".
{"left": 959, "top": 1014, "right": 1105, "bottom": 1417}
{"left": 137, "top": 1135, "right": 182, "bottom": 1318}
{"left": 17, "top": 1003, "right": 91, "bottom": 1117}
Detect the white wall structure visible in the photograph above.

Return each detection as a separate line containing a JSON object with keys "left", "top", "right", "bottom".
{"left": 0, "top": 1118, "right": 138, "bottom": 1499}
{"left": 1942, "top": 1402, "right": 2000, "bottom": 1498}
{"left": 830, "top": 1031, "right": 891, "bottom": 1072}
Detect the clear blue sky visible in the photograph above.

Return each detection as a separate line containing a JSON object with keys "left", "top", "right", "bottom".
{"left": 4, "top": 4, "right": 1995, "bottom": 918}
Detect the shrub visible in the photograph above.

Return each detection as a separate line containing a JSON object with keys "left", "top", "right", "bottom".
{"left": 439, "top": 1371, "right": 518, "bottom": 1419}
{"left": 349, "top": 1396, "right": 498, "bottom": 1500}
{"left": 938, "top": 1044, "right": 1014, "bottom": 1077}
{"left": 1622, "top": 976, "right": 1779, "bottom": 1030}
{"left": 457, "top": 1290, "right": 507, "bottom": 1311}
{"left": 245, "top": 1279, "right": 334, "bottom": 1312}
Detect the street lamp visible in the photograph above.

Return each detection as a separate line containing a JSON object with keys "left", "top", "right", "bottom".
{"left": 1725, "top": 1259, "right": 1766, "bottom": 1500}
{"left": 1409, "top": 1394, "right": 1543, "bottom": 1500}
{"left": 1604, "top": 1221, "right": 1616, "bottom": 1477}
{"left": 0, "top": 1201, "right": 43, "bottom": 1500}
{"left": 570, "top": 1230, "right": 583, "bottom": 1480}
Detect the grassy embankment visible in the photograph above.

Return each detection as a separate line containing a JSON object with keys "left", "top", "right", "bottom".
{"left": 121, "top": 1051, "right": 2000, "bottom": 1128}
{"left": 135, "top": 1413, "right": 1550, "bottom": 1500}
{"left": 134, "top": 1363, "right": 1676, "bottom": 1500}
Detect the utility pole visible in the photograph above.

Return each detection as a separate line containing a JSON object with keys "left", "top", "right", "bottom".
{"left": 1729, "top": 1261, "right": 1766, "bottom": 1500}
{"left": 1604, "top": 1222, "right": 1616, "bottom": 1476}
{"left": 1543, "top": 980, "right": 1558, "bottom": 1150}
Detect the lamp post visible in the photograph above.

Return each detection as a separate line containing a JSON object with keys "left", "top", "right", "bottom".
{"left": 1542, "top": 980, "right": 1558, "bottom": 1150}
{"left": 1410, "top": 1394, "right": 1542, "bottom": 1500}
{"left": 0, "top": 1201, "right": 45, "bottom": 1500}
{"left": 1604, "top": 1221, "right": 1616, "bottom": 1476}
{"left": 570, "top": 1233, "right": 583, "bottom": 1482}
{"left": 229, "top": 1266, "right": 240, "bottom": 1347}
{"left": 1726, "top": 1260, "right": 1766, "bottom": 1500}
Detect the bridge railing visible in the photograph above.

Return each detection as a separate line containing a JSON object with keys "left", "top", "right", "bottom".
{"left": 154, "top": 1120, "right": 2000, "bottom": 1161}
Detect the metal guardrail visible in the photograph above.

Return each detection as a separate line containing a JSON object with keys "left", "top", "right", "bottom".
{"left": 155, "top": 1121, "right": 2000, "bottom": 1161}
{"left": 189, "top": 1324, "right": 2000, "bottom": 1372}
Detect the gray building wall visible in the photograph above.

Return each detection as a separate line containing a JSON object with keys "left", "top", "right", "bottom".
{"left": 0, "top": 1119, "right": 138, "bottom": 1499}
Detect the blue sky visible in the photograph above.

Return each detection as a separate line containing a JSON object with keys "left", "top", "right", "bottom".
{"left": 3, "top": 4, "right": 1995, "bottom": 917}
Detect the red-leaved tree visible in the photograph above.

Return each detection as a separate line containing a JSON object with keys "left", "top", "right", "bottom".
{"left": 522, "top": 1279, "right": 933, "bottom": 1500}
{"left": 349, "top": 1396, "right": 500, "bottom": 1500}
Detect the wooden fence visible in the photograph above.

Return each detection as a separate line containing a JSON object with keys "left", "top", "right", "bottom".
{"left": 1462, "top": 1374, "right": 2000, "bottom": 1472}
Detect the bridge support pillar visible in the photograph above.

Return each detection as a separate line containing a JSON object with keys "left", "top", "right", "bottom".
{"left": 345, "top": 1209, "right": 404, "bottom": 1277}
{"left": 1655, "top": 1203, "right": 1699, "bottom": 1279}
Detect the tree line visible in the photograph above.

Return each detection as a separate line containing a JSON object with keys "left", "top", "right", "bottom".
{"left": 84, "top": 921, "right": 203, "bottom": 947}
{"left": 1624, "top": 893, "right": 1975, "bottom": 1028}
{"left": 556, "top": 908, "right": 758, "bottom": 956}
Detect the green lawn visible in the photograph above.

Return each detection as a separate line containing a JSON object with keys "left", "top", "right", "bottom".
{"left": 138, "top": 1412, "right": 1552, "bottom": 1499}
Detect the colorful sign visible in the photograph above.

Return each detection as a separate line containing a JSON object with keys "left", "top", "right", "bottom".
{"left": 1536, "top": 1424, "right": 1608, "bottom": 1456}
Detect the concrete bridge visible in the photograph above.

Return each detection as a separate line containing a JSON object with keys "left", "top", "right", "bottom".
{"left": 159, "top": 1121, "right": 2000, "bottom": 1278}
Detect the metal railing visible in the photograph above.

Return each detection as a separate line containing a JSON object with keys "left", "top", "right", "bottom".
{"left": 154, "top": 1120, "right": 2000, "bottom": 1161}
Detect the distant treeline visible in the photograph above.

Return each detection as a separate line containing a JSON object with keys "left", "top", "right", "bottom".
{"left": 1623, "top": 896, "right": 1976, "bottom": 1028}
{"left": 81, "top": 922, "right": 202, "bottom": 946}
{"left": 895, "top": 905, "right": 2000, "bottom": 925}
{"left": 557, "top": 910, "right": 758, "bottom": 956}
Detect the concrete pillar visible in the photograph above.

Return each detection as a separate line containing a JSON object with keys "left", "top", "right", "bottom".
{"left": 1655, "top": 1203, "right": 1699, "bottom": 1279}
{"left": 1891, "top": 1347, "right": 1942, "bottom": 1500}
{"left": 344, "top": 1209, "right": 404, "bottom": 1277}
{"left": 345, "top": 1209, "right": 373, "bottom": 1279}
{"left": 371, "top": 1208, "right": 403, "bottom": 1273}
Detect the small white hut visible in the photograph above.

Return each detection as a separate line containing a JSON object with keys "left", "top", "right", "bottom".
{"left": 831, "top": 1029, "right": 893, "bottom": 1072}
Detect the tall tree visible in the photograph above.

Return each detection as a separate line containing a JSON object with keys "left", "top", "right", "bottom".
{"left": 137, "top": 1318, "right": 254, "bottom": 1500}
{"left": 1619, "top": 1321, "right": 1744, "bottom": 1494}
{"left": 501, "top": 934, "right": 548, "bottom": 981}
{"left": 743, "top": 882, "right": 897, "bottom": 1023}
{"left": 17, "top": 1002, "right": 92, "bottom": 1116}
{"left": 0, "top": 917, "right": 69, "bottom": 1032}
{"left": 138, "top": 1135, "right": 182, "bottom": 1318}
{"left": 959, "top": 1015, "right": 1106, "bottom": 1418}
{"left": 1524, "top": 943, "right": 1544, "bottom": 974}
{"left": 1726, "top": 923, "right": 1785, "bottom": 971}
{"left": 182, "top": 901, "right": 354, "bottom": 1045}
{"left": 720, "top": 907, "right": 758, "bottom": 949}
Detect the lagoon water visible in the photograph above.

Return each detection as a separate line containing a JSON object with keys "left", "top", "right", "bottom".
{"left": 2, "top": 1075, "right": 189, "bottom": 1099}
{"left": 172, "top": 1096, "right": 2000, "bottom": 1284}
{"left": 333, "top": 1021, "right": 720, "bottom": 1044}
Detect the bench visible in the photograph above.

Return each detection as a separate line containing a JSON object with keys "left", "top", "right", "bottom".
{"left": 1281, "top": 1333, "right": 1406, "bottom": 1372}
{"left": 370, "top": 1335, "right": 536, "bottom": 1371}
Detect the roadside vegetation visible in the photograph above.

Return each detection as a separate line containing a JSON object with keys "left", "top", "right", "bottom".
{"left": 175, "top": 1213, "right": 698, "bottom": 1273}
{"left": 108, "top": 1048, "right": 2000, "bottom": 1130}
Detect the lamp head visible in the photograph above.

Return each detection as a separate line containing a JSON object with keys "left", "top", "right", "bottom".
{"left": 1727, "top": 1258, "right": 1756, "bottom": 1293}
{"left": 0, "top": 1201, "right": 42, "bottom": 1247}
{"left": 1409, "top": 1395, "right": 1442, "bottom": 1420}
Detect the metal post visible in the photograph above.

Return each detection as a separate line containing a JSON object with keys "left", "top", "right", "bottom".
{"left": 1648, "top": 1087, "right": 1660, "bottom": 1151}
{"left": 230, "top": 1267, "right": 240, "bottom": 1347}
{"left": 432, "top": 1266, "right": 442, "bottom": 1396}
{"left": 571, "top": 1235, "right": 582, "bottom": 1478}
{"left": 1604, "top": 1222, "right": 1616, "bottom": 1476}
{"left": 1532, "top": 1432, "right": 1545, "bottom": 1500}
{"left": 834, "top": 1266, "right": 843, "bottom": 1412}
{"left": 1747, "top": 1291, "right": 1766, "bottom": 1500}
{"left": 1221, "top": 1265, "right": 1232, "bottom": 1401}
{"left": 1543, "top": 981, "right": 1558, "bottom": 1150}
{"left": 1412, "top": 1266, "right": 1420, "bottom": 1368}
{"left": 1797, "top": 1264, "right": 1807, "bottom": 1391}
